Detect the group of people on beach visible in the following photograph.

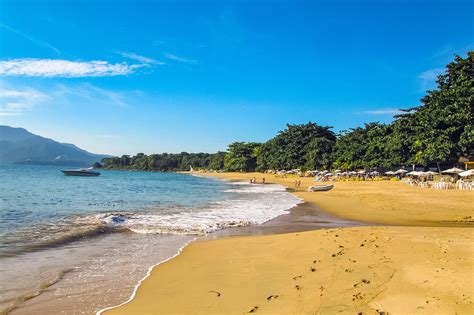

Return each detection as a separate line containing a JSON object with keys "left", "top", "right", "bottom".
{"left": 250, "top": 177, "right": 265, "bottom": 184}
{"left": 294, "top": 180, "right": 302, "bottom": 188}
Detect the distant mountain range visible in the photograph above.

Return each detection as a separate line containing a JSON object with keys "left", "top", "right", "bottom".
{"left": 0, "top": 126, "right": 109, "bottom": 166}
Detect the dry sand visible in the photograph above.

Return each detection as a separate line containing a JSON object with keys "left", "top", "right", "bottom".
{"left": 106, "top": 172, "right": 474, "bottom": 315}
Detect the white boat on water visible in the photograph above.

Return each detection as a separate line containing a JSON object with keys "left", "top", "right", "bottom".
{"left": 61, "top": 167, "right": 101, "bottom": 176}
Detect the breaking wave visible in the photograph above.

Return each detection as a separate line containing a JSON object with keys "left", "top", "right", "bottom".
{"left": 0, "top": 182, "right": 302, "bottom": 257}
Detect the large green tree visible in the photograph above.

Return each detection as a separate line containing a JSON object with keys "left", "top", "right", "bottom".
{"left": 400, "top": 52, "right": 473, "bottom": 167}
{"left": 224, "top": 142, "right": 261, "bottom": 172}
{"left": 256, "top": 122, "right": 336, "bottom": 171}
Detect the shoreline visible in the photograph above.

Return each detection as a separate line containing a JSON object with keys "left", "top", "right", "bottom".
{"left": 96, "top": 237, "right": 197, "bottom": 315}
{"left": 6, "top": 174, "right": 316, "bottom": 315}
{"left": 105, "top": 172, "right": 474, "bottom": 315}
{"left": 197, "top": 172, "right": 473, "bottom": 227}
{"left": 95, "top": 175, "right": 361, "bottom": 314}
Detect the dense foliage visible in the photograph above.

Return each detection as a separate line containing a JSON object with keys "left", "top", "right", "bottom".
{"left": 255, "top": 122, "right": 336, "bottom": 171}
{"left": 102, "top": 52, "right": 473, "bottom": 172}
{"left": 102, "top": 152, "right": 214, "bottom": 171}
{"left": 333, "top": 52, "right": 473, "bottom": 170}
{"left": 224, "top": 142, "right": 261, "bottom": 172}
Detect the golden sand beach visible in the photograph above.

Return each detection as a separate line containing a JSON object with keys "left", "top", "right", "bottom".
{"left": 106, "top": 173, "right": 474, "bottom": 315}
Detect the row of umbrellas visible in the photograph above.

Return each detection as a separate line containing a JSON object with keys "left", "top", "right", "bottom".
{"left": 387, "top": 167, "right": 473, "bottom": 177}
{"left": 313, "top": 170, "right": 379, "bottom": 177}
{"left": 309, "top": 167, "right": 473, "bottom": 178}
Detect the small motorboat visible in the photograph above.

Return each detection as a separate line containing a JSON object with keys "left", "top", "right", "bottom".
{"left": 308, "top": 184, "right": 333, "bottom": 192}
{"left": 61, "top": 167, "right": 101, "bottom": 176}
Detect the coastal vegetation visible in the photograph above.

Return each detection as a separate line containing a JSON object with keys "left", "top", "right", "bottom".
{"left": 102, "top": 52, "right": 473, "bottom": 172}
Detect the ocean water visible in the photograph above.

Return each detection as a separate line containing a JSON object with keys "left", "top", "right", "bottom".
{"left": 0, "top": 164, "right": 301, "bottom": 314}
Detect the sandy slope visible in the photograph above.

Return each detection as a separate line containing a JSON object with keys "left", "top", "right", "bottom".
{"left": 106, "top": 172, "right": 474, "bottom": 315}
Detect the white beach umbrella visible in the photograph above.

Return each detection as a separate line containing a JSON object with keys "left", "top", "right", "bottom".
{"left": 384, "top": 171, "right": 395, "bottom": 175}
{"left": 357, "top": 170, "right": 366, "bottom": 174}
{"left": 326, "top": 173, "right": 334, "bottom": 176}
{"left": 424, "top": 171, "right": 438, "bottom": 176}
{"left": 394, "top": 169, "right": 408, "bottom": 174}
{"left": 441, "top": 167, "right": 464, "bottom": 174}
{"left": 459, "top": 170, "right": 474, "bottom": 177}
{"left": 407, "top": 171, "right": 422, "bottom": 176}
{"left": 334, "top": 169, "right": 342, "bottom": 173}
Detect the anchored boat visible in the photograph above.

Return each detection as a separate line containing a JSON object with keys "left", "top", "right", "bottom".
{"left": 61, "top": 167, "right": 101, "bottom": 176}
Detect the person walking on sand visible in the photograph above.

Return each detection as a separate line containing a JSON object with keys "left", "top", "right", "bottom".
{"left": 262, "top": 177, "right": 265, "bottom": 184}
{"left": 295, "top": 180, "right": 298, "bottom": 187}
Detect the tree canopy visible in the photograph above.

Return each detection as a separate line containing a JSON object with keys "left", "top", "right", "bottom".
{"left": 102, "top": 52, "right": 473, "bottom": 172}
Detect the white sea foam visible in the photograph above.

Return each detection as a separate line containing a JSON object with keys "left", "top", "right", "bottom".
{"left": 86, "top": 183, "right": 302, "bottom": 235}
{"left": 95, "top": 182, "right": 301, "bottom": 314}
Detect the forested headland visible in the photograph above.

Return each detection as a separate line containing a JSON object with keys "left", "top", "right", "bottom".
{"left": 102, "top": 52, "right": 473, "bottom": 172}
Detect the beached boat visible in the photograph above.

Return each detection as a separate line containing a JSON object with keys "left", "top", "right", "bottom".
{"left": 308, "top": 184, "right": 333, "bottom": 192}
{"left": 61, "top": 167, "right": 101, "bottom": 176}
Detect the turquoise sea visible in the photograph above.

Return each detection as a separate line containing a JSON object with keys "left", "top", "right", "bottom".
{"left": 0, "top": 164, "right": 301, "bottom": 313}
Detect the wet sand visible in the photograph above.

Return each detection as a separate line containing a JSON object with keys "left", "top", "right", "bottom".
{"left": 210, "top": 199, "right": 368, "bottom": 239}
{"left": 105, "top": 172, "right": 474, "bottom": 315}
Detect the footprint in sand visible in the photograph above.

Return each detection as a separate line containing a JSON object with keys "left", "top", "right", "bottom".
{"left": 292, "top": 275, "right": 302, "bottom": 280}
{"left": 208, "top": 290, "right": 221, "bottom": 297}
{"left": 310, "top": 267, "right": 316, "bottom": 272}
{"left": 295, "top": 285, "right": 301, "bottom": 290}
{"left": 267, "top": 295, "right": 279, "bottom": 301}
{"left": 352, "top": 292, "right": 365, "bottom": 301}
{"left": 249, "top": 306, "right": 259, "bottom": 313}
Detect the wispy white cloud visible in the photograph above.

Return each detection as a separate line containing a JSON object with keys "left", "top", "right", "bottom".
{"left": 364, "top": 109, "right": 403, "bottom": 115}
{"left": 0, "top": 87, "right": 49, "bottom": 116}
{"left": 118, "top": 51, "right": 164, "bottom": 65}
{"left": 0, "top": 58, "right": 145, "bottom": 77}
{"left": 0, "top": 23, "right": 61, "bottom": 55}
{"left": 418, "top": 67, "right": 444, "bottom": 91}
{"left": 163, "top": 53, "right": 197, "bottom": 64}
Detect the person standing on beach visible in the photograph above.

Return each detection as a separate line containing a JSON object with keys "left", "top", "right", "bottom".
{"left": 262, "top": 177, "right": 265, "bottom": 184}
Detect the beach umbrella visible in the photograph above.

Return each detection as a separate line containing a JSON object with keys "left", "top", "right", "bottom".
{"left": 349, "top": 171, "right": 357, "bottom": 175}
{"left": 441, "top": 167, "right": 463, "bottom": 174}
{"left": 424, "top": 171, "right": 438, "bottom": 176}
{"left": 326, "top": 173, "right": 334, "bottom": 176}
{"left": 385, "top": 171, "right": 395, "bottom": 175}
{"left": 357, "top": 170, "right": 366, "bottom": 174}
{"left": 407, "top": 171, "right": 422, "bottom": 176}
{"left": 394, "top": 169, "right": 408, "bottom": 174}
{"left": 459, "top": 170, "right": 474, "bottom": 177}
{"left": 334, "top": 169, "right": 342, "bottom": 173}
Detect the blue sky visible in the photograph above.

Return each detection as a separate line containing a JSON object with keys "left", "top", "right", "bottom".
{"left": 0, "top": 0, "right": 472, "bottom": 155}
